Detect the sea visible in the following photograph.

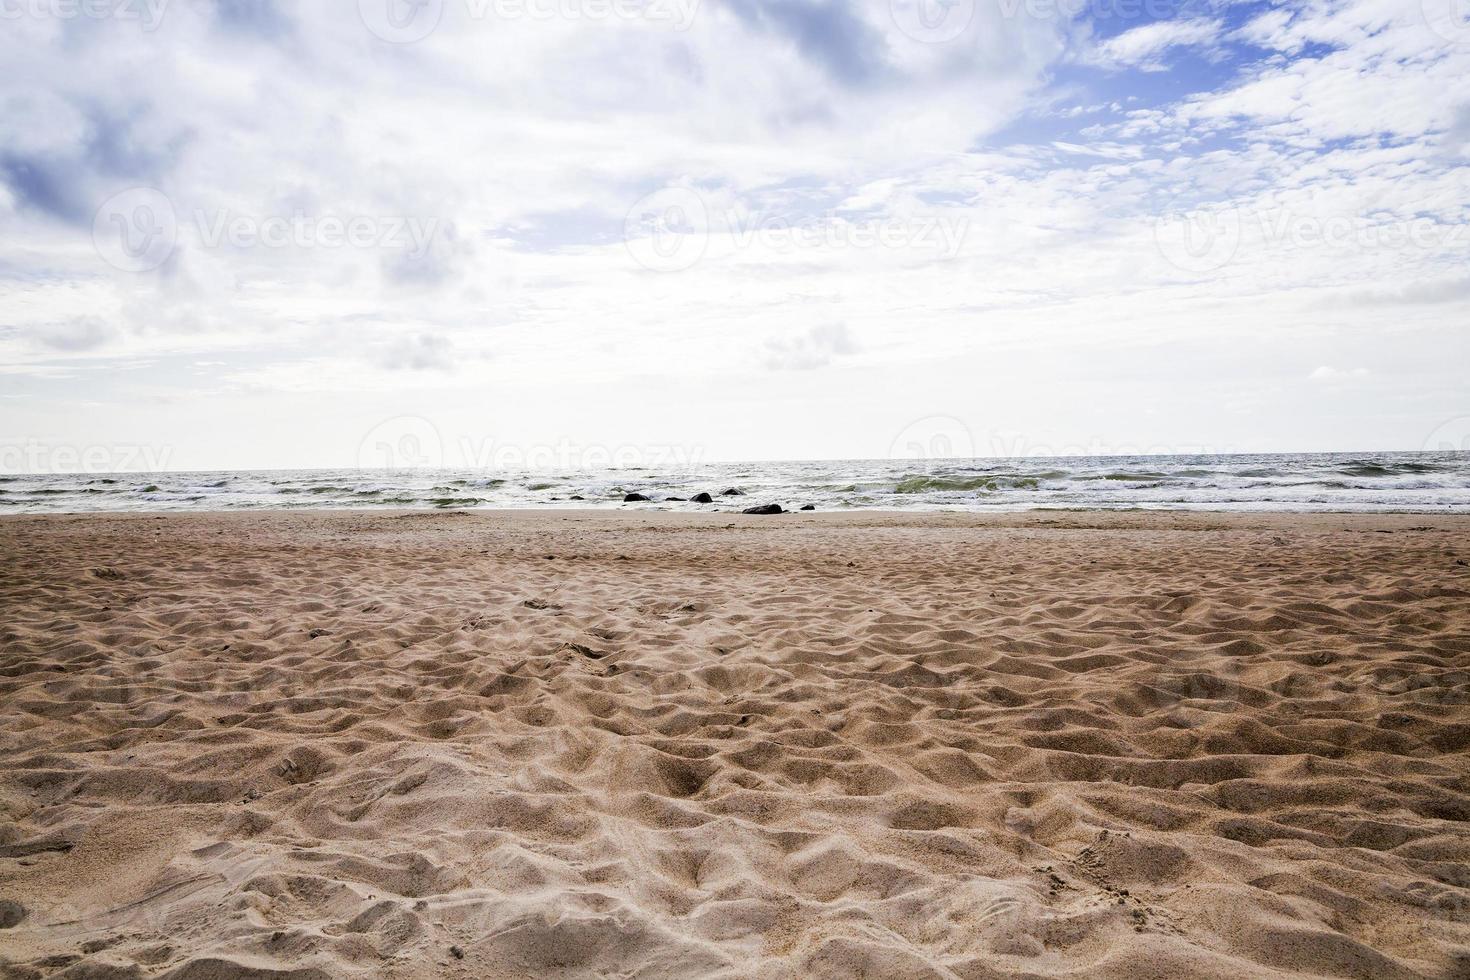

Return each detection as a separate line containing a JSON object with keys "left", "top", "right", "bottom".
{"left": 2, "top": 451, "right": 1469, "bottom": 514}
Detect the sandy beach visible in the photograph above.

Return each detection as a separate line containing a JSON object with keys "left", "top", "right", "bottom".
{"left": 1, "top": 509, "right": 1468, "bottom": 979}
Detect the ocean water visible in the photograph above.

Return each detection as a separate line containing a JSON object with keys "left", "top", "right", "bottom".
{"left": 2, "top": 451, "right": 1469, "bottom": 514}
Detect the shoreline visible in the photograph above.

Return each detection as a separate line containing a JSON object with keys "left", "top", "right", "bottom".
{"left": 8, "top": 511, "right": 1470, "bottom": 525}
{"left": 5, "top": 450, "right": 1466, "bottom": 517}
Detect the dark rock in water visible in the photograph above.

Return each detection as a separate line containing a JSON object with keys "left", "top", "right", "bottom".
{"left": 664, "top": 496, "right": 686, "bottom": 502}
{"left": 623, "top": 493, "right": 651, "bottom": 502}
{"left": 569, "top": 494, "right": 585, "bottom": 500}
{"left": 742, "top": 504, "right": 784, "bottom": 515}
{"left": 690, "top": 492, "right": 714, "bottom": 503}
{"left": 800, "top": 504, "right": 816, "bottom": 511}
{"left": 720, "top": 488, "right": 746, "bottom": 496}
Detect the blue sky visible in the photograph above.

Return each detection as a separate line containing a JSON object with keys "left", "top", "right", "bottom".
{"left": 1, "top": 0, "right": 1467, "bottom": 470}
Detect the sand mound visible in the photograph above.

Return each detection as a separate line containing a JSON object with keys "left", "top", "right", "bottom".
{"left": 1, "top": 510, "right": 1467, "bottom": 977}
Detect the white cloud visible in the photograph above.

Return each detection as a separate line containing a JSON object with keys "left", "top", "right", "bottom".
{"left": 1087, "top": 18, "right": 1223, "bottom": 71}
{"left": 1309, "top": 365, "right": 1370, "bottom": 382}
{"left": 1049, "top": 140, "right": 1144, "bottom": 160}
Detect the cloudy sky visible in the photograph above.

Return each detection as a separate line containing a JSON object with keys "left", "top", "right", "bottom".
{"left": 1, "top": 0, "right": 1468, "bottom": 471}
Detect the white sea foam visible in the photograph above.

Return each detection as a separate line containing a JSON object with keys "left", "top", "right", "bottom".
{"left": 2, "top": 452, "right": 1468, "bottom": 513}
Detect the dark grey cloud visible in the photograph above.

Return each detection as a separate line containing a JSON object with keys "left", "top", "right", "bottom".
{"left": 762, "top": 321, "right": 858, "bottom": 370}
{"left": 1327, "top": 277, "right": 1470, "bottom": 308}
{"left": 0, "top": 155, "right": 74, "bottom": 222}
{"left": 34, "top": 317, "right": 117, "bottom": 352}
{"left": 382, "top": 222, "right": 471, "bottom": 287}
{"left": 719, "top": 0, "right": 888, "bottom": 87}
{"left": 209, "top": 0, "right": 293, "bottom": 39}
{"left": 378, "top": 333, "right": 455, "bottom": 371}
{"left": 0, "top": 104, "right": 185, "bottom": 225}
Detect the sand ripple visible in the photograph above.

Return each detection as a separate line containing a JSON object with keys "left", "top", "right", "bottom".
{"left": 1, "top": 511, "right": 1468, "bottom": 978}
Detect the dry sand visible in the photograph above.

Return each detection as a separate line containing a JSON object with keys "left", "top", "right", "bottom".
{"left": 1, "top": 509, "right": 1468, "bottom": 979}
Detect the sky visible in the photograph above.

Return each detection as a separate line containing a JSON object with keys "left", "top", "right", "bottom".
{"left": 1, "top": 0, "right": 1468, "bottom": 472}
